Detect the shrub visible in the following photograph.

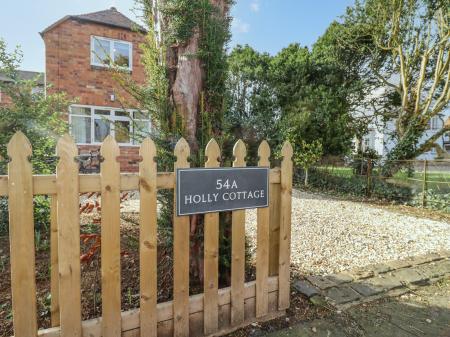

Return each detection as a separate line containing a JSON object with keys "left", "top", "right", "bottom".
{"left": 296, "top": 167, "right": 412, "bottom": 202}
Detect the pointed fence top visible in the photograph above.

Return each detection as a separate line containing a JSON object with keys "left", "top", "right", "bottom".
{"left": 174, "top": 137, "right": 190, "bottom": 168}
{"left": 56, "top": 134, "right": 78, "bottom": 157}
{"left": 233, "top": 139, "right": 247, "bottom": 167}
{"left": 281, "top": 141, "right": 293, "bottom": 160}
{"left": 100, "top": 135, "right": 120, "bottom": 160}
{"left": 205, "top": 138, "right": 220, "bottom": 167}
{"left": 139, "top": 137, "right": 157, "bottom": 158}
{"left": 7, "top": 131, "right": 32, "bottom": 158}
{"left": 258, "top": 140, "right": 270, "bottom": 167}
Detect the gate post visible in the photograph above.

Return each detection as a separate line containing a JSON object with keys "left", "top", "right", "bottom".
{"left": 278, "top": 141, "right": 293, "bottom": 310}
{"left": 269, "top": 169, "right": 281, "bottom": 276}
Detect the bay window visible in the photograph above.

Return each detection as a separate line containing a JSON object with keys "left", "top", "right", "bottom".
{"left": 69, "top": 105, "right": 150, "bottom": 145}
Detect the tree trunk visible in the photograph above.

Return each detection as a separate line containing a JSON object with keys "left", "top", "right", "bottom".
{"left": 304, "top": 168, "right": 309, "bottom": 186}
{"left": 167, "top": 32, "right": 203, "bottom": 152}
{"left": 157, "top": 0, "right": 229, "bottom": 284}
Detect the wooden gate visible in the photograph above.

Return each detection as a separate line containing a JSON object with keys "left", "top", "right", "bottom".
{"left": 1, "top": 131, "right": 293, "bottom": 337}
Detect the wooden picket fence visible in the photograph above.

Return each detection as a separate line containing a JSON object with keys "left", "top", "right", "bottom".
{"left": 0, "top": 131, "right": 293, "bottom": 337}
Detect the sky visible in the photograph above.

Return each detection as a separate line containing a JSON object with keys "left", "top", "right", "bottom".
{"left": 0, "top": 0, "right": 355, "bottom": 72}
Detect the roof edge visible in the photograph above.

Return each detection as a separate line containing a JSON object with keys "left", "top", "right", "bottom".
{"left": 40, "top": 13, "right": 146, "bottom": 38}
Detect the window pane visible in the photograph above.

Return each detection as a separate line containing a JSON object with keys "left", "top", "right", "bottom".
{"left": 133, "top": 110, "right": 149, "bottom": 120}
{"left": 92, "top": 38, "right": 111, "bottom": 65}
{"left": 115, "top": 110, "right": 130, "bottom": 117}
{"left": 114, "top": 41, "right": 130, "bottom": 68}
{"left": 95, "top": 118, "right": 111, "bottom": 142}
{"left": 115, "top": 120, "right": 131, "bottom": 143}
{"left": 94, "top": 109, "right": 111, "bottom": 116}
{"left": 71, "top": 106, "right": 91, "bottom": 116}
{"left": 133, "top": 121, "right": 150, "bottom": 144}
{"left": 71, "top": 116, "right": 91, "bottom": 143}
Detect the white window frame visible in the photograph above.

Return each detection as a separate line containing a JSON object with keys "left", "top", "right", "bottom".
{"left": 90, "top": 36, "right": 133, "bottom": 71}
{"left": 69, "top": 104, "right": 151, "bottom": 146}
{"left": 428, "top": 116, "right": 440, "bottom": 130}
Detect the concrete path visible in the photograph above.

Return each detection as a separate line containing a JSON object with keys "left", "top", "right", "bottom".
{"left": 269, "top": 278, "right": 450, "bottom": 336}
{"left": 270, "top": 252, "right": 450, "bottom": 337}
{"left": 293, "top": 251, "right": 450, "bottom": 310}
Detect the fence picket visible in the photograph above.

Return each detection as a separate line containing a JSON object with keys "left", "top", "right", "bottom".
{"left": 256, "top": 141, "right": 271, "bottom": 318}
{"left": 100, "top": 136, "right": 122, "bottom": 337}
{"left": 173, "top": 138, "right": 191, "bottom": 337}
{"left": 50, "top": 194, "right": 60, "bottom": 327}
{"left": 231, "top": 139, "right": 247, "bottom": 325}
{"left": 56, "top": 134, "right": 82, "bottom": 336}
{"left": 139, "top": 138, "right": 158, "bottom": 337}
{"left": 278, "top": 142, "right": 293, "bottom": 310}
{"left": 203, "top": 139, "right": 220, "bottom": 334}
{"left": 4, "top": 132, "right": 292, "bottom": 337}
{"left": 7, "top": 131, "right": 38, "bottom": 337}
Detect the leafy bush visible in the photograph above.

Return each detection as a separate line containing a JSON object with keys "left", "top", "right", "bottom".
{"left": 296, "top": 167, "right": 412, "bottom": 202}
{"left": 411, "top": 191, "right": 450, "bottom": 213}
{"left": 351, "top": 148, "right": 380, "bottom": 176}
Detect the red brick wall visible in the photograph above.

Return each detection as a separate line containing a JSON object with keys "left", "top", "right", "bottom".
{"left": 42, "top": 19, "right": 146, "bottom": 172}
{"left": 78, "top": 145, "right": 140, "bottom": 173}
{"left": 42, "top": 18, "right": 146, "bottom": 108}
{"left": 0, "top": 89, "right": 12, "bottom": 106}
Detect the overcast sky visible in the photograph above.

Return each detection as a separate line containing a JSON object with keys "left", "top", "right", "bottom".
{"left": 0, "top": 0, "right": 354, "bottom": 72}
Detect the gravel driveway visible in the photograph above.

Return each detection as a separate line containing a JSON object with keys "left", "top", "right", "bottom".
{"left": 246, "top": 190, "right": 450, "bottom": 275}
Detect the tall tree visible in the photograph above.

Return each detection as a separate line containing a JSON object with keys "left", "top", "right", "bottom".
{"left": 338, "top": 0, "right": 450, "bottom": 162}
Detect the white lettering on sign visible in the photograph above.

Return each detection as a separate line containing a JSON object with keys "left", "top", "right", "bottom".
{"left": 177, "top": 167, "right": 269, "bottom": 216}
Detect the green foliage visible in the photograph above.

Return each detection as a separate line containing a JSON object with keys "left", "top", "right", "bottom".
{"left": 226, "top": 42, "right": 356, "bottom": 159}
{"left": 412, "top": 191, "right": 450, "bottom": 213}
{"left": 225, "top": 45, "right": 280, "bottom": 160}
{"left": 297, "top": 167, "right": 412, "bottom": 202}
{"left": 351, "top": 148, "right": 380, "bottom": 175}
{"left": 291, "top": 140, "right": 323, "bottom": 170}
{"left": 0, "top": 39, "right": 69, "bottom": 234}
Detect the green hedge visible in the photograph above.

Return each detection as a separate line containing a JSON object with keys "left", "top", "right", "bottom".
{"left": 296, "top": 167, "right": 412, "bottom": 202}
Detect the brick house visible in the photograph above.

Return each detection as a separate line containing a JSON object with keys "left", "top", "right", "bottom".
{"left": 0, "top": 71, "right": 45, "bottom": 106}
{"left": 40, "top": 7, "right": 148, "bottom": 172}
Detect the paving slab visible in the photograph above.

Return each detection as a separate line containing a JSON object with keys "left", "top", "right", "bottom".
{"left": 293, "top": 280, "right": 319, "bottom": 298}
{"left": 417, "top": 260, "right": 450, "bottom": 279}
{"left": 367, "top": 273, "right": 403, "bottom": 291}
{"left": 325, "top": 286, "right": 360, "bottom": 305}
{"left": 371, "top": 263, "right": 393, "bottom": 275}
{"left": 393, "top": 268, "right": 429, "bottom": 285}
{"left": 350, "top": 281, "right": 385, "bottom": 297}
{"left": 326, "top": 272, "right": 353, "bottom": 285}
{"left": 269, "top": 278, "right": 450, "bottom": 337}
{"left": 306, "top": 275, "right": 337, "bottom": 290}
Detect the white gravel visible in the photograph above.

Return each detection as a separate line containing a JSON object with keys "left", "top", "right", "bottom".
{"left": 245, "top": 190, "right": 450, "bottom": 275}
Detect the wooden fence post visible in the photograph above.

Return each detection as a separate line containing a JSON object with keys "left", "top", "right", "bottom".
{"left": 7, "top": 131, "right": 38, "bottom": 337}
{"left": 173, "top": 138, "right": 191, "bottom": 337}
{"left": 50, "top": 194, "right": 60, "bottom": 327}
{"left": 269, "top": 169, "right": 281, "bottom": 277}
{"left": 278, "top": 141, "right": 293, "bottom": 310}
{"left": 203, "top": 139, "right": 220, "bottom": 335}
{"left": 422, "top": 160, "right": 428, "bottom": 207}
{"left": 56, "top": 134, "right": 82, "bottom": 336}
{"left": 256, "top": 141, "right": 270, "bottom": 318}
{"left": 139, "top": 138, "right": 158, "bottom": 337}
{"left": 231, "top": 140, "right": 247, "bottom": 326}
{"left": 100, "top": 136, "right": 122, "bottom": 337}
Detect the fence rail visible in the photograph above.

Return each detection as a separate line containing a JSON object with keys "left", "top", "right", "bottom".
{"left": 3, "top": 131, "right": 293, "bottom": 337}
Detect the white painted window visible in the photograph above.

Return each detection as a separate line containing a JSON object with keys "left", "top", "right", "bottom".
{"left": 90, "top": 36, "right": 133, "bottom": 71}
{"left": 428, "top": 116, "right": 441, "bottom": 130}
{"left": 69, "top": 105, "right": 150, "bottom": 145}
